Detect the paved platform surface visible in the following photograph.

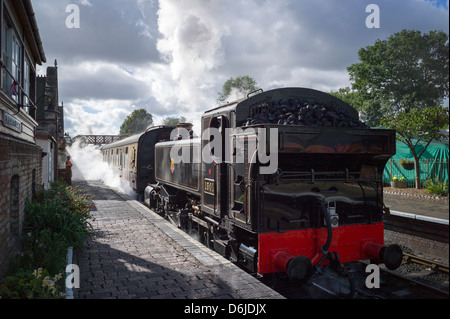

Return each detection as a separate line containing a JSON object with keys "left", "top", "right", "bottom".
{"left": 73, "top": 180, "right": 284, "bottom": 299}
{"left": 384, "top": 194, "right": 449, "bottom": 221}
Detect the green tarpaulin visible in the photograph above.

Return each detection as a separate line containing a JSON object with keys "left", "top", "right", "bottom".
{"left": 383, "top": 138, "right": 449, "bottom": 187}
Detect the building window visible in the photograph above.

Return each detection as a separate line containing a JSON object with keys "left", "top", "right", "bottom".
{"left": 23, "top": 58, "right": 31, "bottom": 113}
{"left": 2, "top": 18, "right": 22, "bottom": 102}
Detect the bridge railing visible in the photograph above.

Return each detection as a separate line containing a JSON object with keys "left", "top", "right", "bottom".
{"left": 72, "top": 135, "right": 121, "bottom": 145}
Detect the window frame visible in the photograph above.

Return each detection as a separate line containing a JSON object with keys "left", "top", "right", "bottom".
{"left": 2, "top": 14, "right": 22, "bottom": 100}
{"left": 1, "top": 4, "right": 36, "bottom": 117}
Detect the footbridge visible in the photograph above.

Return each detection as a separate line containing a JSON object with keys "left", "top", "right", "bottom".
{"left": 72, "top": 135, "right": 121, "bottom": 146}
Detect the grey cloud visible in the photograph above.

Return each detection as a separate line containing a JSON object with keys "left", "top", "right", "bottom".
{"left": 32, "top": 0, "right": 162, "bottom": 66}
{"left": 60, "top": 64, "right": 147, "bottom": 101}
{"left": 221, "top": 0, "right": 448, "bottom": 76}
{"left": 207, "top": 0, "right": 448, "bottom": 98}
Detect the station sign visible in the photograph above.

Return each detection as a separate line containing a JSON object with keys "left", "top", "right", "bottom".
{"left": 2, "top": 110, "right": 23, "bottom": 133}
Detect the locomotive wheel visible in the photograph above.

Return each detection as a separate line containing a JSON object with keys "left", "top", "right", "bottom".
{"left": 287, "top": 255, "right": 313, "bottom": 283}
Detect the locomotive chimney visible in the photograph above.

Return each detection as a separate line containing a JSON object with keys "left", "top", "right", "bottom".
{"left": 174, "top": 123, "right": 194, "bottom": 140}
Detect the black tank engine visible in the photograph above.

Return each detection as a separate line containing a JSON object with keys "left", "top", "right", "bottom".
{"left": 107, "top": 87, "right": 403, "bottom": 282}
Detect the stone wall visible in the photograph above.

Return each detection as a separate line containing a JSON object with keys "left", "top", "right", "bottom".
{"left": 0, "top": 134, "right": 42, "bottom": 278}
{"left": 385, "top": 229, "right": 449, "bottom": 263}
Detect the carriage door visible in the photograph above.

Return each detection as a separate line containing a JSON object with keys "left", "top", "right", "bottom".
{"left": 202, "top": 115, "right": 229, "bottom": 218}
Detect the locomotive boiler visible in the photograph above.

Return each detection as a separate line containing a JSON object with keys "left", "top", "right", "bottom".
{"left": 143, "top": 87, "right": 403, "bottom": 282}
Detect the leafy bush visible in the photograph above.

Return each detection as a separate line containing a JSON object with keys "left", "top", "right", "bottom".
{"left": 24, "top": 192, "right": 93, "bottom": 250}
{"left": 0, "top": 268, "right": 64, "bottom": 299}
{"left": 0, "top": 183, "right": 94, "bottom": 299}
{"left": 425, "top": 178, "right": 449, "bottom": 197}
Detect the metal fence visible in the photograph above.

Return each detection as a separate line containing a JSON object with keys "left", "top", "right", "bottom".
{"left": 383, "top": 159, "right": 449, "bottom": 188}
{"left": 72, "top": 135, "right": 121, "bottom": 145}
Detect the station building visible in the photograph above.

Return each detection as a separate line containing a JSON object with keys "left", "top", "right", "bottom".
{"left": 0, "top": 0, "right": 47, "bottom": 277}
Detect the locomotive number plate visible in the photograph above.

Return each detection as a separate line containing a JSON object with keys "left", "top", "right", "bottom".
{"left": 204, "top": 179, "right": 215, "bottom": 196}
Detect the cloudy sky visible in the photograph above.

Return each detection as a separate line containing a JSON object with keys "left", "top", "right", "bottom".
{"left": 31, "top": 0, "right": 449, "bottom": 137}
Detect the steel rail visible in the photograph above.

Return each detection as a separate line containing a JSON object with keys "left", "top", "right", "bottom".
{"left": 403, "top": 253, "right": 449, "bottom": 274}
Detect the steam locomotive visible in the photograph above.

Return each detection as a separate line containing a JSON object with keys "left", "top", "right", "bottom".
{"left": 102, "top": 87, "right": 403, "bottom": 282}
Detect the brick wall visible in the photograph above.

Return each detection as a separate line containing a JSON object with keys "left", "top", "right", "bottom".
{"left": 0, "top": 134, "right": 42, "bottom": 278}
{"left": 385, "top": 229, "right": 449, "bottom": 261}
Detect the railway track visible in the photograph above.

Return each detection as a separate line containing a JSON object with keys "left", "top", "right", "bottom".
{"left": 403, "top": 253, "right": 449, "bottom": 274}
{"left": 358, "top": 261, "right": 448, "bottom": 299}
{"left": 261, "top": 260, "right": 449, "bottom": 299}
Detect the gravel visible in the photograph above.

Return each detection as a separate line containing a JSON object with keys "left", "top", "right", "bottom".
{"left": 383, "top": 242, "right": 449, "bottom": 292}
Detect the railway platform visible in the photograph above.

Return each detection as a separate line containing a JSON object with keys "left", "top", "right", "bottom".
{"left": 72, "top": 180, "right": 284, "bottom": 299}
{"left": 383, "top": 193, "right": 449, "bottom": 221}
{"left": 382, "top": 192, "right": 448, "bottom": 266}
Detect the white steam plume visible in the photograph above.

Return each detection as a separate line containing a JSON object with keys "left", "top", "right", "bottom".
{"left": 225, "top": 87, "right": 248, "bottom": 103}
{"left": 67, "top": 141, "right": 136, "bottom": 198}
{"left": 156, "top": 0, "right": 230, "bottom": 110}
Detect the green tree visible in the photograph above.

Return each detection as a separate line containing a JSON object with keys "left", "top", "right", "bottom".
{"left": 381, "top": 105, "right": 449, "bottom": 189}
{"left": 348, "top": 29, "right": 449, "bottom": 125}
{"left": 329, "top": 87, "right": 360, "bottom": 107}
{"left": 163, "top": 116, "right": 187, "bottom": 126}
{"left": 119, "top": 109, "right": 153, "bottom": 136}
{"left": 217, "top": 75, "right": 258, "bottom": 104}
{"left": 329, "top": 87, "right": 384, "bottom": 128}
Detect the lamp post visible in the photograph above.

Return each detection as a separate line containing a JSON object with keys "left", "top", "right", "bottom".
{"left": 28, "top": 93, "right": 56, "bottom": 119}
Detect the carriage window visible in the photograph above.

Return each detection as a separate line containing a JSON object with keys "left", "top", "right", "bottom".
{"left": 131, "top": 148, "right": 136, "bottom": 169}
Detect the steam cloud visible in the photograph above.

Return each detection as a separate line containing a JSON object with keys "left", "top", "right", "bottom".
{"left": 68, "top": 141, "right": 136, "bottom": 198}
{"left": 156, "top": 0, "right": 230, "bottom": 110}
